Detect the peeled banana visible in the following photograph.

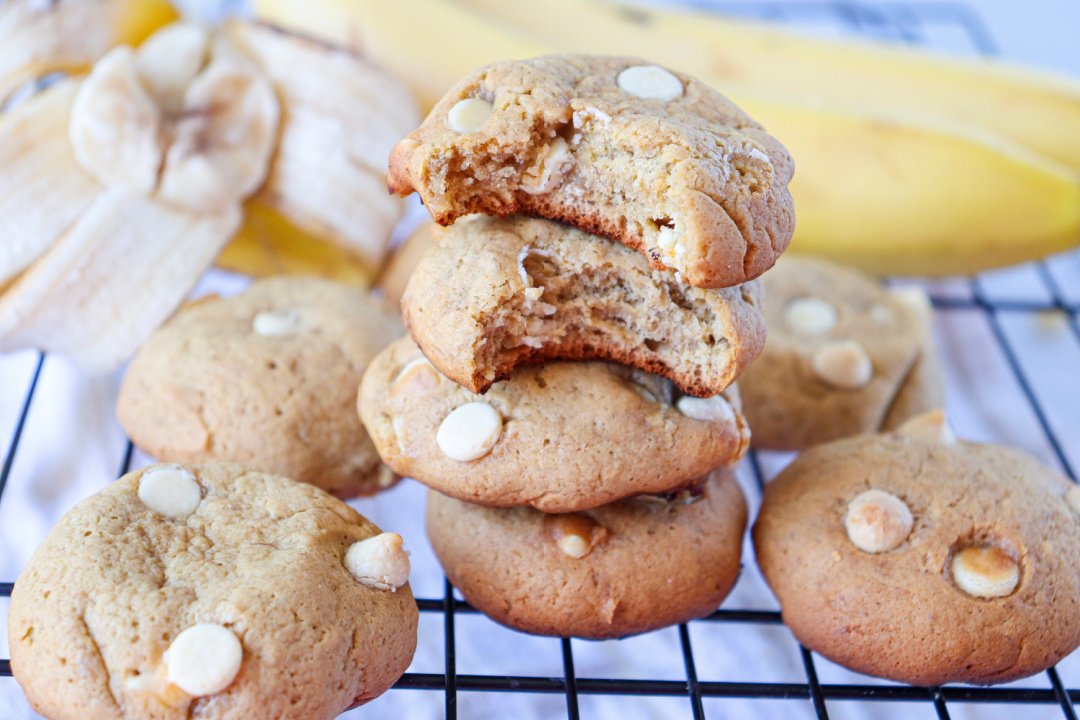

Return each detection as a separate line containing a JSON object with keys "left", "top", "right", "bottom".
{"left": 254, "top": 0, "right": 1080, "bottom": 276}
{"left": 0, "top": 17, "right": 419, "bottom": 370}
{"left": 0, "top": 0, "right": 177, "bottom": 105}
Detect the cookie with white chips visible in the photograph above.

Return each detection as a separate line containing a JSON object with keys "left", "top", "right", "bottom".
{"left": 738, "top": 254, "right": 944, "bottom": 450}
{"left": 359, "top": 335, "right": 749, "bottom": 513}
{"left": 118, "top": 277, "right": 403, "bottom": 497}
{"left": 427, "top": 466, "right": 747, "bottom": 639}
{"left": 753, "top": 412, "right": 1080, "bottom": 686}
{"left": 8, "top": 463, "right": 417, "bottom": 720}
{"left": 387, "top": 54, "right": 795, "bottom": 289}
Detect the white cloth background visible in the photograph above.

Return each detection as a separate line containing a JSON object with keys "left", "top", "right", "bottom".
{"left": 2, "top": 1, "right": 1079, "bottom": 719}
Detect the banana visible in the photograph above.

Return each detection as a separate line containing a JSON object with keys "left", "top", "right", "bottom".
{"left": 454, "top": 0, "right": 1080, "bottom": 173}
{"left": 0, "top": 187, "right": 240, "bottom": 373}
{"left": 253, "top": 0, "right": 549, "bottom": 112}
{"left": 255, "top": 0, "right": 1080, "bottom": 275}
{"left": 0, "top": 0, "right": 177, "bottom": 105}
{"left": 224, "top": 21, "right": 420, "bottom": 271}
{"left": 0, "top": 78, "right": 102, "bottom": 286}
{"left": 69, "top": 25, "right": 281, "bottom": 213}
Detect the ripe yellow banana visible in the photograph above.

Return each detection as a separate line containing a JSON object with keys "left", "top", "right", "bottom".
{"left": 0, "top": 187, "right": 240, "bottom": 373}
{"left": 454, "top": 0, "right": 1080, "bottom": 173}
{"left": 253, "top": 0, "right": 1080, "bottom": 276}
{"left": 0, "top": 0, "right": 177, "bottom": 104}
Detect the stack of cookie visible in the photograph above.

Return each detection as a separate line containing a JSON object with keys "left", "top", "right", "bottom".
{"left": 360, "top": 54, "right": 796, "bottom": 638}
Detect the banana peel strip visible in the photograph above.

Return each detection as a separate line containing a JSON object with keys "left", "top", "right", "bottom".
{"left": 0, "top": 79, "right": 101, "bottom": 286}
{"left": 0, "top": 188, "right": 241, "bottom": 373}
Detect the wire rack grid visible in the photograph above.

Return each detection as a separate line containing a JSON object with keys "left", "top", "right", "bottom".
{"left": 2, "top": 2, "right": 1080, "bottom": 719}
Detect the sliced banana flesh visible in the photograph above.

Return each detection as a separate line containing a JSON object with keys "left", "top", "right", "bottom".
{"left": 0, "top": 187, "right": 241, "bottom": 373}
{"left": 133, "top": 22, "right": 209, "bottom": 114}
{"left": 69, "top": 45, "right": 163, "bottom": 193}
{"left": 0, "top": 79, "right": 102, "bottom": 286}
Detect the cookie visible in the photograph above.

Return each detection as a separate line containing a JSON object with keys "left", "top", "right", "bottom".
{"left": 360, "top": 335, "right": 749, "bottom": 512}
{"left": 375, "top": 221, "right": 438, "bottom": 307}
{"left": 388, "top": 55, "right": 794, "bottom": 289}
{"left": 427, "top": 466, "right": 747, "bottom": 639}
{"left": 753, "top": 412, "right": 1080, "bottom": 686}
{"left": 737, "top": 254, "right": 943, "bottom": 450}
{"left": 8, "top": 462, "right": 418, "bottom": 720}
{"left": 117, "top": 277, "right": 404, "bottom": 497}
{"left": 401, "top": 214, "right": 766, "bottom": 397}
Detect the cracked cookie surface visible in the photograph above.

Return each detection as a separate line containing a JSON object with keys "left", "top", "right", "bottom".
{"left": 117, "top": 277, "right": 403, "bottom": 497}
{"left": 401, "top": 214, "right": 766, "bottom": 398}
{"left": 426, "top": 466, "right": 747, "bottom": 639}
{"left": 359, "top": 336, "right": 749, "bottom": 512}
{"left": 753, "top": 429, "right": 1080, "bottom": 686}
{"left": 388, "top": 54, "right": 794, "bottom": 289}
{"left": 8, "top": 463, "right": 418, "bottom": 720}
{"left": 738, "top": 254, "right": 943, "bottom": 450}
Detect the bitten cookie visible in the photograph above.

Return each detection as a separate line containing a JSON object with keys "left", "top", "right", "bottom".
{"left": 738, "top": 255, "right": 943, "bottom": 450}
{"left": 360, "top": 336, "right": 749, "bottom": 512}
{"left": 118, "top": 277, "right": 404, "bottom": 497}
{"left": 388, "top": 54, "right": 794, "bottom": 289}
{"left": 753, "top": 412, "right": 1080, "bottom": 686}
{"left": 8, "top": 463, "right": 418, "bottom": 720}
{"left": 427, "top": 466, "right": 747, "bottom": 639}
{"left": 401, "top": 214, "right": 766, "bottom": 397}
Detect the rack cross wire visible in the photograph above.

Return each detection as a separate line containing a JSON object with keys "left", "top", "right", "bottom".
{"left": 2, "top": 3, "right": 1079, "bottom": 719}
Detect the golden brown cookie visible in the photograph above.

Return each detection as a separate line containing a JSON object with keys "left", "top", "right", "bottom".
{"left": 8, "top": 462, "right": 418, "bottom": 720}
{"left": 388, "top": 54, "right": 795, "bottom": 289}
{"left": 117, "top": 277, "right": 403, "bottom": 497}
{"left": 738, "top": 255, "right": 943, "bottom": 450}
{"left": 427, "top": 466, "right": 747, "bottom": 639}
{"left": 753, "top": 413, "right": 1080, "bottom": 686}
{"left": 401, "top": 214, "right": 766, "bottom": 397}
{"left": 375, "top": 221, "right": 438, "bottom": 307}
{"left": 359, "top": 335, "right": 749, "bottom": 512}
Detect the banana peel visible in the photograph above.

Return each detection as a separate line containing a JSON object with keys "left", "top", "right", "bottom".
{"left": 0, "top": 0, "right": 177, "bottom": 104}
{"left": 254, "top": 0, "right": 1080, "bottom": 276}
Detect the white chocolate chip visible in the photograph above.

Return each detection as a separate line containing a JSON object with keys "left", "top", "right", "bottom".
{"left": 436, "top": 402, "right": 503, "bottom": 461}
{"left": 252, "top": 310, "right": 304, "bottom": 337}
{"left": 951, "top": 546, "right": 1019, "bottom": 598}
{"left": 896, "top": 410, "right": 957, "bottom": 445}
{"left": 784, "top": 297, "right": 838, "bottom": 335}
{"left": 446, "top": 98, "right": 493, "bottom": 133}
{"left": 748, "top": 147, "right": 773, "bottom": 166}
{"left": 617, "top": 65, "right": 683, "bottom": 101}
{"left": 138, "top": 465, "right": 201, "bottom": 517}
{"left": 1066, "top": 486, "right": 1080, "bottom": 516}
{"left": 523, "top": 137, "right": 572, "bottom": 195}
{"left": 844, "top": 489, "right": 913, "bottom": 553}
{"left": 870, "top": 303, "right": 893, "bottom": 325}
{"left": 676, "top": 394, "right": 735, "bottom": 424}
{"left": 811, "top": 339, "right": 873, "bottom": 389}
{"left": 549, "top": 514, "right": 607, "bottom": 559}
{"left": 345, "top": 532, "right": 411, "bottom": 591}
{"left": 164, "top": 624, "right": 242, "bottom": 697}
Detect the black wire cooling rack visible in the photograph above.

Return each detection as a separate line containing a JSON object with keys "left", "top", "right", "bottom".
{"left": 2, "top": 2, "right": 1080, "bottom": 719}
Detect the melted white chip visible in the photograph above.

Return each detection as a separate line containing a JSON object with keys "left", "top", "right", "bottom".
{"left": 676, "top": 394, "right": 735, "bottom": 424}
{"left": 896, "top": 410, "right": 957, "bottom": 445}
{"left": 252, "top": 310, "right": 304, "bottom": 337}
{"left": 616, "top": 65, "right": 683, "bottom": 101}
{"left": 785, "top": 297, "right": 838, "bottom": 335}
{"left": 951, "top": 547, "right": 1019, "bottom": 599}
{"left": 345, "top": 532, "right": 411, "bottom": 591}
{"left": 165, "top": 624, "right": 242, "bottom": 696}
{"left": 436, "top": 402, "right": 503, "bottom": 461}
{"left": 447, "top": 98, "right": 493, "bottom": 133}
{"left": 844, "top": 489, "right": 913, "bottom": 553}
{"left": 811, "top": 339, "right": 873, "bottom": 389}
{"left": 138, "top": 465, "right": 201, "bottom": 517}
